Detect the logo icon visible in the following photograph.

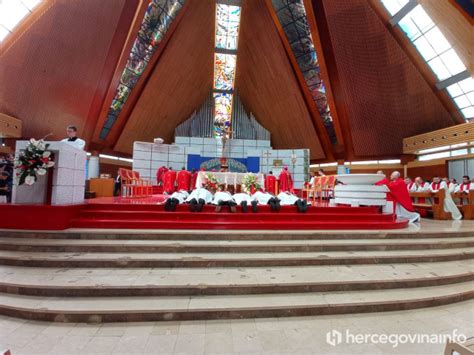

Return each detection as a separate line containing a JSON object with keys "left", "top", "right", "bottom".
{"left": 326, "top": 330, "right": 342, "bottom": 346}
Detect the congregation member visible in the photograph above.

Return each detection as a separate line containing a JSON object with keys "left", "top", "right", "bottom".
{"left": 162, "top": 167, "right": 177, "bottom": 194}
{"left": 454, "top": 175, "right": 472, "bottom": 193}
{"left": 61, "top": 125, "right": 86, "bottom": 150}
{"left": 442, "top": 178, "right": 457, "bottom": 193}
{"left": 176, "top": 167, "right": 192, "bottom": 191}
{"left": 429, "top": 177, "right": 443, "bottom": 192}
{"left": 404, "top": 177, "right": 416, "bottom": 192}
{"left": 278, "top": 166, "right": 294, "bottom": 193}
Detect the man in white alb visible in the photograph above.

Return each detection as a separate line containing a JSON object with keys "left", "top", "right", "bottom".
{"left": 61, "top": 125, "right": 86, "bottom": 150}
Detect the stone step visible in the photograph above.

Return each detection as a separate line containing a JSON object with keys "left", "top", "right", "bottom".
{"left": 0, "top": 237, "right": 473, "bottom": 253}
{"left": 2, "top": 229, "right": 471, "bottom": 240}
{"left": 0, "top": 282, "right": 472, "bottom": 322}
{"left": 0, "top": 261, "right": 472, "bottom": 297}
{"left": 0, "top": 248, "right": 473, "bottom": 268}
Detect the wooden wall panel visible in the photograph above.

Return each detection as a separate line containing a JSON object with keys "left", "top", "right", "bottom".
{"left": 235, "top": 0, "right": 325, "bottom": 161}
{"left": 114, "top": 0, "right": 215, "bottom": 154}
{"left": 407, "top": 164, "right": 448, "bottom": 180}
{"left": 321, "top": 0, "right": 457, "bottom": 158}
{"left": 0, "top": 0, "right": 127, "bottom": 143}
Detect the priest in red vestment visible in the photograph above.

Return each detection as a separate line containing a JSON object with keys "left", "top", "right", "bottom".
{"left": 264, "top": 171, "right": 277, "bottom": 195}
{"left": 278, "top": 166, "right": 293, "bottom": 193}
{"left": 375, "top": 170, "right": 389, "bottom": 186}
{"left": 156, "top": 166, "right": 168, "bottom": 186}
{"left": 190, "top": 169, "right": 198, "bottom": 190}
{"left": 176, "top": 167, "right": 192, "bottom": 192}
{"left": 384, "top": 171, "right": 420, "bottom": 223}
{"left": 162, "top": 168, "right": 177, "bottom": 194}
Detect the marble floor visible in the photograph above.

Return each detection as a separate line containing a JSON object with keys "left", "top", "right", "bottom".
{"left": 0, "top": 301, "right": 473, "bottom": 354}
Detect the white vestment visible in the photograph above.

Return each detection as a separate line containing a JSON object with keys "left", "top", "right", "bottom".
{"left": 167, "top": 190, "right": 189, "bottom": 204}
{"left": 61, "top": 138, "right": 86, "bottom": 150}
{"left": 439, "top": 182, "right": 462, "bottom": 220}
{"left": 233, "top": 193, "right": 253, "bottom": 205}
{"left": 406, "top": 182, "right": 417, "bottom": 193}
{"left": 186, "top": 188, "right": 213, "bottom": 204}
{"left": 252, "top": 191, "right": 273, "bottom": 205}
{"left": 277, "top": 192, "right": 300, "bottom": 205}
{"left": 383, "top": 201, "right": 420, "bottom": 224}
{"left": 211, "top": 191, "right": 235, "bottom": 205}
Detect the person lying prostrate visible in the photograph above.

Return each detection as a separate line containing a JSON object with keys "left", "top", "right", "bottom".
{"left": 233, "top": 192, "right": 258, "bottom": 213}
{"left": 252, "top": 190, "right": 274, "bottom": 205}
{"left": 384, "top": 171, "right": 420, "bottom": 224}
{"left": 164, "top": 190, "right": 189, "bottom": 212}
{"left": 186, "top": 188, "right": 213, "bottom": 204}
{"left": 212, "top": 190, "right": 237, "bottom": 212}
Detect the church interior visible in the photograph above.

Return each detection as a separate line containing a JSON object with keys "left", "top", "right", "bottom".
{"left": 0, "top": 0, "right": 473, "bottom": 354}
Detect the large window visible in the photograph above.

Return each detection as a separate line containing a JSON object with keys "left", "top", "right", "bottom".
{"left": 0, "top": 0, "right": 42, "bottom": 42}
{"left": 380, "top": 1, "right": 473, "bottom": 121}
{"left": 212, "top": 3, "right": 242, "bottom": 139}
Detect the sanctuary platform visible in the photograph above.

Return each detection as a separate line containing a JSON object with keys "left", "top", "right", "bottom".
{"left": 0, "top": 197, "right": 408, "bottom": 231}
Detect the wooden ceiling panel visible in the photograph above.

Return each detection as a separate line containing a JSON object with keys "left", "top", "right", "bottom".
{"left": 235, "top": 0, "right": 326, "bottom": 161}
{"left": 321, "top": 0, "right": 457, "bottom": 158}
{"left": 0, "top": 0, "right": 128, "bottom": 142}
{"left": 114, "top": 0, "right": 215, "bottom": 154}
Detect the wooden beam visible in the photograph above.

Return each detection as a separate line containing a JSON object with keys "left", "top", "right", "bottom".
{"left": 263, "top": 0, "right": 335, "bottom": 161}
{"left": 82, "top": 0, "right": 141, "bottom": 150}
{"left": 367, "top": 0, "right": 466, "bottom": 126}
{"left": 310, "top": 0, "right": 356, "bottom": 162}
{"left": 303, "top": 0, "right": 345, "bottom": 155}
{"left": 0, "top": 113, "right": 22, "bottom": 138}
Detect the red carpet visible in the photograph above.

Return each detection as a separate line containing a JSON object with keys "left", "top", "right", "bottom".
{"left": 0, "top": 195, "right": 408, "bottom": 230}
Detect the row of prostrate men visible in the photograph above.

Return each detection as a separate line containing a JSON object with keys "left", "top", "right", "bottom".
{"left": 157, "top": 166, "right": 308, "bottom": 213}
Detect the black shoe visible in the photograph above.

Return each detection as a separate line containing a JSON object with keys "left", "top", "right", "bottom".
{"left": 251, "top": 200, "right": 258, "bottom": 213}
{"left": 170, "top": 198, "right": 179, "bottom": 212}
{"left": 189, "top": 198, "right": 197, "bottom": 212}
{"left": 295, "top": 200, "right": 304, "bottom": 213}
{"left": 197, "top": 199, "right": 206, "bottom": 212}
{"left": 241, "top": 201, "right": 248, "bottom": 213}
{"left": 164, "top": 199, "right": 172, "bottom": 212}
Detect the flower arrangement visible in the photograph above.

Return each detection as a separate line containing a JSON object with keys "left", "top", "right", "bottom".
{"left": 15, "top": 139, "right": 55, "bottom": 186}
{"left": 242, "top": 173, "right": 261, "bottom": 194}
{"left": 203, "top": 172, "right": 219, "bottom": 193}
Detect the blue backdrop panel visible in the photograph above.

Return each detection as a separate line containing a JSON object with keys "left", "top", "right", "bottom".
{"left": 247, "top": 157, "right": 260, "bottom": 173}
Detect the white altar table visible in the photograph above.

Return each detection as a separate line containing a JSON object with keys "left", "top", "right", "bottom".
{"left": 195, "top": 172, "right": 264, "bottom": 189}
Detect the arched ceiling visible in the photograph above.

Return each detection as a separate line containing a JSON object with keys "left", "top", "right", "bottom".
{"left": 0, "top": 0, "right": 466, "bottom": 162}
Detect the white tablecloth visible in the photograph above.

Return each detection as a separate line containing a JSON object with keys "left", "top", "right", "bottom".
{"left": 195, "top": 172, "right": 264, "bottom": 189}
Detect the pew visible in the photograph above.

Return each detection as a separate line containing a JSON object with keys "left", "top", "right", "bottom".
{"left": 453, "top": 190, "right": 474, "bottom": 220}
{"left": 409, "top": 190, "right": 452, "bottom": 220}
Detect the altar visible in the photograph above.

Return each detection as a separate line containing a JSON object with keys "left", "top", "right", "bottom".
{"left": 195, "top": 171, "right": 264, "bottom": 189}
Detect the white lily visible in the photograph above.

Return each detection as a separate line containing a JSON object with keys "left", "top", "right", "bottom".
{"left": 25, "top": 175, "right": 36, "bottom": 185}
{"left": 46, "top": 161, "right": 55, "bottom": 168}
{"left": 42, "top": 151, "right": 51, "bottom": 158}
{"left": 37, "top": 168, "right": 47, "bottom": 176}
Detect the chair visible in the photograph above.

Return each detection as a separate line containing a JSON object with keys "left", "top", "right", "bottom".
{"left": 322, "top": 175, "right": 336, "bottom": 202}
{"left": 316, "top": 176, "right": 328, "bottom": 203}
{"left": 119, "top": 168, "right": 152, "bottom": 198}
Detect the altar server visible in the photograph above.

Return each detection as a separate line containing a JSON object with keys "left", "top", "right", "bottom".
{"left": 61, "top": 125, "right": 86, "bottom": 150}
{"left": 385, "top": 171, "right": 420, "bottom": 223}
{"left": 278, "top": 166, "right": 294, "bottom": 193}
{"left": 265, "top": 171, "right": 277, "bottom": 195}
{"left": 162, "top": 167, "right": 177, "bottom": 194}
{"left": 176, "top": 167, "right": 192, "bottom": 191}
{"left": 156, "top": 166, "right": 168, "bottom": 186}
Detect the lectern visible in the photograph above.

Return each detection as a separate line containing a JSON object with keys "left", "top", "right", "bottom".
{"left": 12, "top": 141, "right": 87, "bottom": 205}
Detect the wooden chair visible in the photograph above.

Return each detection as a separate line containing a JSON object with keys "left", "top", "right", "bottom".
{"left": 316, "top": 176, "right": 328, "bottom": 203}
{"left": 409, "top": 190, "right": 451, "bottom": 220}
{"left": 119, "top": 168, "right": 152, "bottom": 198}
{"left": 322, "top": 175, "right": 336, "bottom": 201}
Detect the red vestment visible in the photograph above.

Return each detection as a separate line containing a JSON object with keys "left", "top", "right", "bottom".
{"left": 190, "top": 171, "right": 198, "bottom": 190}
{"left": 156, "top": 166, "right": 168, "bottom": 185}
{"left": 375, "top": 178, "right": 389, "bottom": 186}
{"left": 265, "top": 175, "right": 277, "bottom": 195}
{"left": 407, "top": 182, "right": 415, "bottom": 191}
{"left": 278, "top": 169, "right": 294, "bottom": 193}
{"left": 162, "top": 170, "right": 177, "bottom": 194}
{"left": 176, "top": 170, "right": 191, "bottom": 191}
{"left": 431, "top": 182, "right": 441, "bottom": 191}
{"left": 388, "top": 178, "right": 415, "bottom": 212}
{"left": 459, "top": 182, "right": 471, "bottom": 192}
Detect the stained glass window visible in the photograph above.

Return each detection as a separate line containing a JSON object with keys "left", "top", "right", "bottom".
{"left": 213, "top": 92, "right": 233, "bottom": 137}
{"left": 0, "top": 0, "right": 42, "bottom": 42}
{"left": 271, "top": 0, "right": 338, "bottom": 145}
{"left": 215, "top": 4, "right": 241, "bottom": 50}
{"left": 99, "top": 0, "right": 185, "bottom": 139}
{"left": 212, "top": 2, "right": 242, "bottom": 139}
{"left": 214, "top": 53, "right": 237, "bottom": 91}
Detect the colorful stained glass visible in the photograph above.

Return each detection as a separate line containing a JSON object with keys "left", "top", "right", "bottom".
{"left": 271, "top": 0, "right": 338, "bottom": 145}
{"left": 215, "top": 4, "right": 241, "bottom": 50}
{"left": 214, "top": 53, "right": 237, "bottom": 91}
{"left": 213, "top": 93, "right": 233, "bottom": 137}
{"left": 100, "top": 0, "right": 185, "bottom": 140}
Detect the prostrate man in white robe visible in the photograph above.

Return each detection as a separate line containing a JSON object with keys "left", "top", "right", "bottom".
{"left": 186, "top": 187, "right": 213, "bottom": 212}
{"left": 232, "top": 192, "right": 258, "bottom": 213}
{"left": 277, "top": 191, "right": 309, "bottom": 212}
{"left": 164, "top": 190, "right": 189, "bottom": 212}
{"left": 61, "top": 125, "right": 86, "bottom": 150}
{"left": 212, "top": 190, "right": 237, "bottom": 212}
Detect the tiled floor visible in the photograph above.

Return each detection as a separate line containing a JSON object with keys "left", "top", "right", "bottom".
{"left": 1, "top": 301, "right": 473, "bottom": 354}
